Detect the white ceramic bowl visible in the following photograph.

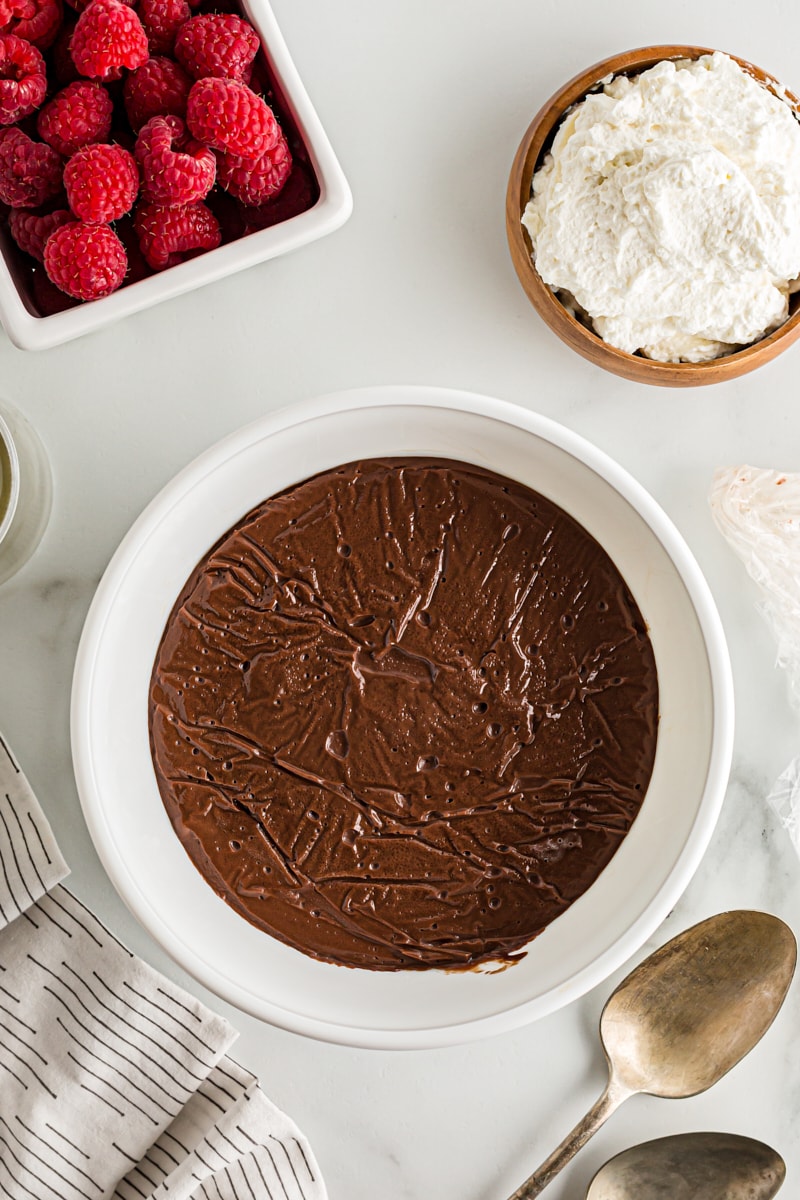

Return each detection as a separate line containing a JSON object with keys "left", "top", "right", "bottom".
{"left": 71, "top": 386, "right": 734, "bottom": 1048}
{"left": 0, "top": 0, "right": 352, "bottom": 351}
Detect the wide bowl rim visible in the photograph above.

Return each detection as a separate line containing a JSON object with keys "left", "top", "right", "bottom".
{"left": 506, "top": 44, "right": 800, "bottom": 386}
{"left": 70, "top": 385, "right": 735, "bottom": 1048}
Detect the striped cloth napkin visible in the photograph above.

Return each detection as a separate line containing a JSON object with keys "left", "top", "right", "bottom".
{"left": 0, "top": 734, "right": 326, "bottom": 1200}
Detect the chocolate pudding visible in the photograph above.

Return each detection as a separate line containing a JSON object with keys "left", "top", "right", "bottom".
{"left": 149, "top": 458, "right": 658, "bottom": 971}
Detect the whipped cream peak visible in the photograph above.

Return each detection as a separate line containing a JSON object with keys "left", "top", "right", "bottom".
{"left": 523, "top": 52, "right": 800, "bottom": 362}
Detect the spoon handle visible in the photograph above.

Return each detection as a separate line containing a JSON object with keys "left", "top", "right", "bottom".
{"left": 507, "top": 1077, "right": 630, "bottom": 1199}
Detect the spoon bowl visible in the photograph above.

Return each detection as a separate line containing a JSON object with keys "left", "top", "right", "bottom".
{"left": 507, "top": 911, "right": 796, "bottom": 1198}
{"left": 600, "top": 909, "right": 797, "bottom": 1098}
{"left": 586, "top": 1132, "right": 785, "bottom": 1200}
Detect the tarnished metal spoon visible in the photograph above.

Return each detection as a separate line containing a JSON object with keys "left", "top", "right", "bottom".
{"left": 586, "top": 1132, "right": 785, "bottom": 1199}
{"left": 508, "top": 910, "right": 796, "bottom": 1199}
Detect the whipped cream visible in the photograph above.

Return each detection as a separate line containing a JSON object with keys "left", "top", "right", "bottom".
{"left": 523, "top": 52, "right": 800, "bottom": 362}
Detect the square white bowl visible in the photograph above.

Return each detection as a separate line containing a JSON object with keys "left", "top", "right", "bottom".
{"left": 0, "top": 0, "right": 352, "bottom": 351}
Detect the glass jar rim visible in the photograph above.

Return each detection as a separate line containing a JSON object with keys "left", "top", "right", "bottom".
{"left": 0, "top": 409, "right": 20, "bottom": 547}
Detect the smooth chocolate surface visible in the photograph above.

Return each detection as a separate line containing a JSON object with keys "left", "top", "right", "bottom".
{"left": 149, "top": 458, "right": 659, "bottom": 970}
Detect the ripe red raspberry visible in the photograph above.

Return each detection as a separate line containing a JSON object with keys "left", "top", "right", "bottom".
{"left": 0, "top": 0, "right": 61, "bottom": 49}
{"left": 0, "top": 126, "right": 61, "bottom": 205}
{"left": 37, "top": 80, "right": 113, "bottom": 155}
{"left": 135, "top": 113, "right": 214, "bottom": 204}
{"left": 186, "top": 77, "right": 277, "bottom": 160}
{"left": 123, "top": 55, "right": 191, "bottom": 132}
{"left": 64, "top": 142, "right": 138, "bottom": 221}
{"left": 134, "top": 197, "right": 219, "bottom": 269}
{"left": 174, "top": 13, "right": 258, "bottom": 83}
{"left": 0, "top": 33, "right": 46, "bottom": 123}
{"left": 44, "top": 218, "right": 127, "bottom": 297}
{"left": 8, "top": 204, "right": 71, "bottom": 258}
{"left": 217, "top": 132, "right": 290, "bottom": 207}
{"left": 70, "top": 0, "right": 148, "bottom": 80}
{"left": 242, "top": 157, "right": 317, "bottom": 232}
{"left": 139, "top": 0, "right": 188, "bottom": 55}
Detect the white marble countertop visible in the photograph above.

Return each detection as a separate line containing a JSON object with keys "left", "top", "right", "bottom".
{"left": 2, "top": 1, "right": 800, "bottom": 1196}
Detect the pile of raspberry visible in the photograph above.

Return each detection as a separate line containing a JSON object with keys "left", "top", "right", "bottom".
{"left": 0, "top": 0, "right": 304, "bottom": 304}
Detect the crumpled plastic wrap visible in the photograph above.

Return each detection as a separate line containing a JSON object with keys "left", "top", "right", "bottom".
{"left": 710, "top": 465, "right": 800, "bottom": 709}
{"left": 766, "top": 757, "right": 800, "bottom": 857}
{"left": 710, "top": 465, "right": 800, "bottom": 857}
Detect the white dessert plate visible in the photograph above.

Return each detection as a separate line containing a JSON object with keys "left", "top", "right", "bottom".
{"left": 71, "top": 387, "right": 734, "bottom": 1049}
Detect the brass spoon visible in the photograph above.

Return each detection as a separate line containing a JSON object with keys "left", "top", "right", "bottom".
{"left": 586, "top": 1132, "right": 785, "bottom": 1199}
{"left": 508, "top": 910, "right": 796, "bottom": 1199}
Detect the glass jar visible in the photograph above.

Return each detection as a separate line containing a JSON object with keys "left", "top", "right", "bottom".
{"left": 0, "top": 401, "right": 52, "bottom": 586}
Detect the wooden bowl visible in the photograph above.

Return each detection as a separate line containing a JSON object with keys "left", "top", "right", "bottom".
{"left": 506, "top": 45, "right": 800, "bottom": 386}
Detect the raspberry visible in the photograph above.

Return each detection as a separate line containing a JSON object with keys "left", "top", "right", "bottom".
{"left": 37, "top": 80, "right": 113, "bottom": 155}
{"left": 174, "top": 13, "right": 258, "bottom": 83}
{"left": 64, "top": 141, "right": 138, "bottom": 221}
{"left": 136, "top": 113, "right": 214, "bottom": 204}
{"left": 134, "top": 197, "right": 218, "bottom": 268}
{"left": 0, "top": 0, "right": 33, "bottom": 31}
{"left": 242, "top": 156, "right": 317, "bottom": 232}
{"left": 0, "top": 125, "right": 61, "bottom": 205}
{"left": 44, "top": 218, "right": 127, "bottom": 297}
{"left": 139, "top": 0, "right": 188, "bottom": 55}
{"left": 123, "top": 55, "right": 190, "bottom": 132}
{"left": 0, "top": 33, "right": 46, "bottom": 123}
{"left": 8, "top": 204, "right": 70, "bottom": 258}
{"left": 70, "top": 0, "right": 148, "bottom": 80}
{"left": 0, "top": 0, "right": 61, "bottom": 49}
{"left": 217, "top": 132, "right": 290, "bottom": 207}
{"left": 186, "top": 77, "right": 277, "bottom": 160}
